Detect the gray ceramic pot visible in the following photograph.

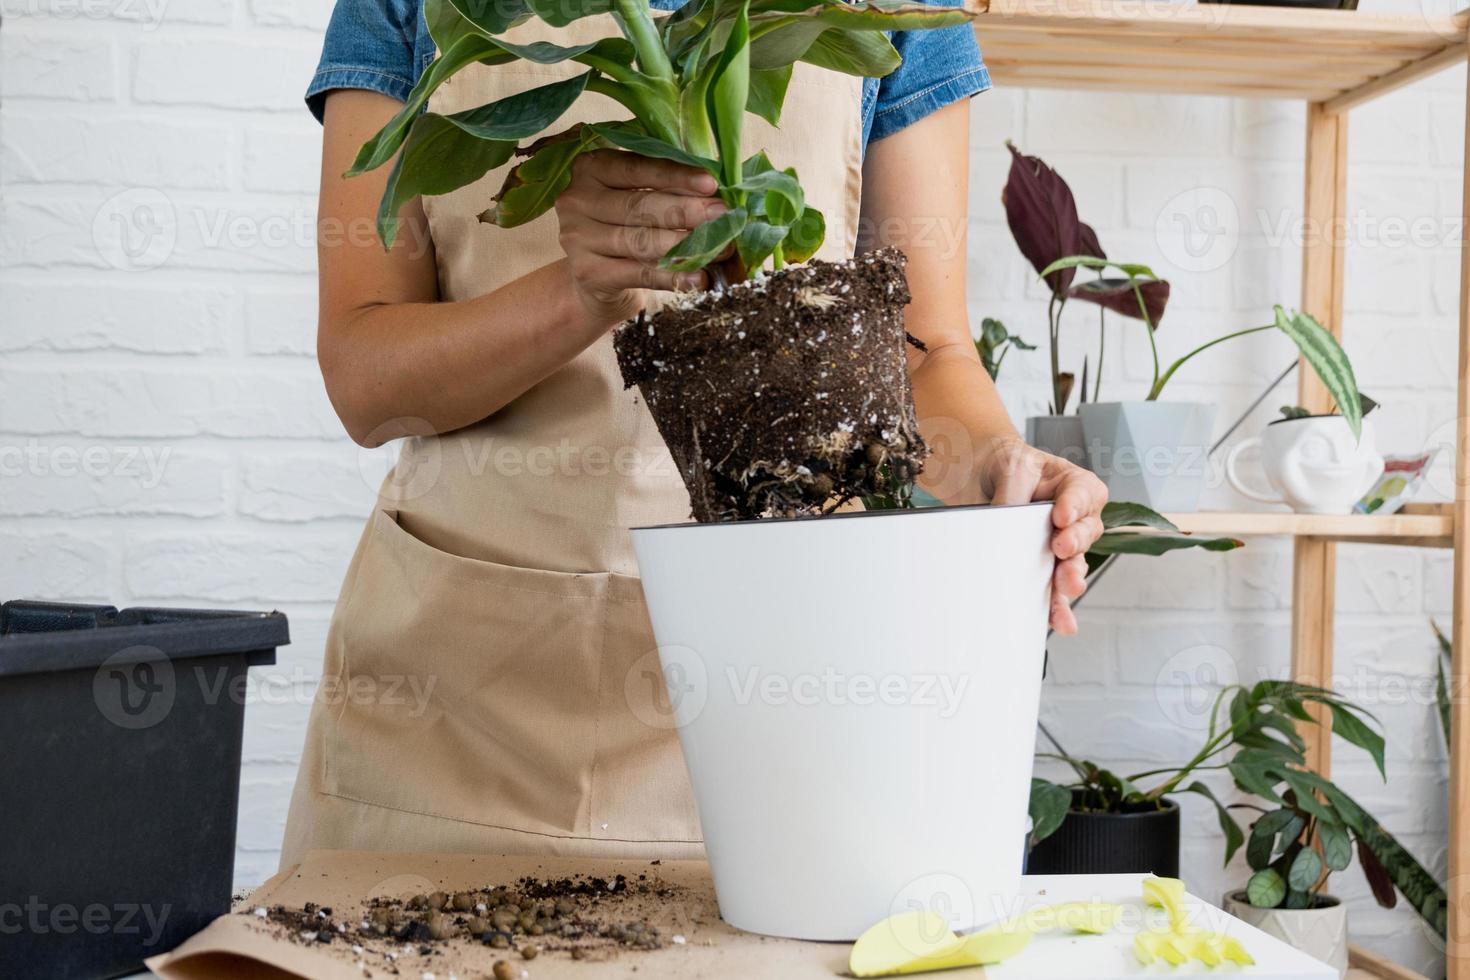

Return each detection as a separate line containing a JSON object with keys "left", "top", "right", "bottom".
{"left": 1078, "top": 401, "right": 1217, "bottom": 512}
{"left": 1025, "top": 415, "right": 1089, "bottom": 468}
{"left": 1223, "top": 891, "right": 1348, "bottom": 977}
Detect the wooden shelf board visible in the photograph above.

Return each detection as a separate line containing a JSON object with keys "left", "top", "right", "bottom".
{"left": 971, "top": 0, "right": 1468, "bottom": 106}
{"left": 1157, "top": 508, "right": 1454, "bottom": 546}
{"left": 1348, "top": 943, "right": 1431, "bottom": 980}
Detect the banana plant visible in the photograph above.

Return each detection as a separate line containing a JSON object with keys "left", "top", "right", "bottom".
{"left": 347, "top": 0, "right": 972, "bottom": 277}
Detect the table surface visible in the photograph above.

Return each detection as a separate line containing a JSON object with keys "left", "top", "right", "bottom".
{"left": 132, "top": 858, "right": 1339, "bottom": 980}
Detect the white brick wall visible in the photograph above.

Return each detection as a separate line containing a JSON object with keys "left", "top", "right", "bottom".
{"left": 0, "top": 1, "right": 1458, "bottom": 973}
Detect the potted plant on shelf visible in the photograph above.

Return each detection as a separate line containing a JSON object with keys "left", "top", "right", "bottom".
{"left": 1001, "top": 142, "right": 1170, "bottom": 468}
{"left": 1001, "top": 145, "right": 1365, "bottom": 513}
{"left": 1030, "top": 679, "right": 1446, "bottom": 976}
{"left": 1225, "top": 396, "right": 1383, "bottom": 515}
{"left": 1219, "top": 692, "right": 1445, "bottom": 976}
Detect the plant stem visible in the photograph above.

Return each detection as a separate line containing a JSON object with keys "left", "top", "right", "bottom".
{"left": 1047, "top": 293, "right": 1064, "bottom": 414}
{"left": 1132, "top": 277, "right": 1161, "bottom": 397}
{"left": 586, "top": 76, "right": 682, "bottom": 146}
{"left": 1146, "top": 323, "right": 1274, "bottom": 401}
{"left": 1094, "top": 307, "right": 1105, "bottom": 402}
{"left": 574, "top": 53, "right": 639, "bottom": 83}
{"left": 771, "top": 242, "right": 785, "bottom": 270}
{"left": 614, "top": 0, "right": 675, "bottom": 81}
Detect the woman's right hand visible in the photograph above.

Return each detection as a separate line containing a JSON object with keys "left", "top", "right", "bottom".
{"left": 555, "top": 149, "right": 728, "bottom": 326}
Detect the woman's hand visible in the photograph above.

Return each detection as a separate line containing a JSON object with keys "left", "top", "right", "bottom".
{"left": 555, "top": 150, "right": 728, "bottom": 325}
{"left": 979, "top": 437, "right": 1108, "bottom": 635}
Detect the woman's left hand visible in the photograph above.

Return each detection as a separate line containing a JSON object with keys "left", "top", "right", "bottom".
{"left": 978, "top": 438, "right": 1108, "bottom": 635}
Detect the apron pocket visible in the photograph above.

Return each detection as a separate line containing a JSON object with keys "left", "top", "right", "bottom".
{"left": 321, "top": 509, "right": 608, "bottom": 837}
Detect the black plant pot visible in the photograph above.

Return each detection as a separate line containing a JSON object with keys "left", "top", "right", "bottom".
{"left": 1027, "top": 793, "right": 1180, "bottom": 876}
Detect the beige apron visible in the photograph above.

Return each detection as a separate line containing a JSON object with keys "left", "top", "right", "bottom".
{"left": 281, "top": 15, "right": 864, "bottom": 868}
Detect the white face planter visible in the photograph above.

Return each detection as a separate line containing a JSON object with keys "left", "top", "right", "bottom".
{"left": 630, "top": 503, "right": 1055, "bottom": 941}
{"left": 1227, "top": 416, "right": 1383, "bottom": 515}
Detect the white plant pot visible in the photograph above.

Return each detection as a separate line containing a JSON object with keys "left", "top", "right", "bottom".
{"left": 1223, "top": 891, "right": 1348, "bottom": 977}
{"left": 631, "top": 504, "right": 1055, "bottom": 941}
{"left": 1079, "top": 401, "right": 1218, "bottom": 513}
{"left": 1026, "top": 415, "right": 1089, "bottom": 468}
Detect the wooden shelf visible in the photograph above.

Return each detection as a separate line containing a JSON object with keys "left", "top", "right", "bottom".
{"left": 1349, "top": 943, "right": 1432, "bottom": 980}
{"left": 970, "top": 0, "right": 1468, "bottom": 109}
{"left": 1160, "top": 506, "right": 1455, "bottom": 547}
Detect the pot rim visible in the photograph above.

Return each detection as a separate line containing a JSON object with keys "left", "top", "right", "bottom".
{"left": 632, "top": 499, "right": 1052, "bottom": 532}
{"left": 1063, "top": 794, "right": 1181, "bottom": 818}
{"left": 1266, "top": 412, "right": 1354, "bottom": 428}
{"left": 1223, "top": 889, "right": 1342, "bottom": 911}
{"left": 1077, "top": 399, "right": 1215, "bottom": 411}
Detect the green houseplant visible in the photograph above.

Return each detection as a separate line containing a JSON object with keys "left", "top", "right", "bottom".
{"left": 1029, "top": 680, "right": 1446, "bottom": 968}
{"left": 349, "top": 0, "right": 973, "bottom": 522}
{"left": 1001, "top": 144, "right": 1364, "bottom": 513}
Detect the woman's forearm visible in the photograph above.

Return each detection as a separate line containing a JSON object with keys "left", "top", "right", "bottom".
{"left": 319, "top": 258, "right": 608, "bottom": 447}
{"left": 909, "top": 343, "right": 1022, "bottom": 505}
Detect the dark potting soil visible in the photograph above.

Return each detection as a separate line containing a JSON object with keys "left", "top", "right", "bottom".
{"left": 244, "top": 870, "right": 690, "bottom": 976}
{"left": 614, "top": 246, "right": 928, "bottom": 522}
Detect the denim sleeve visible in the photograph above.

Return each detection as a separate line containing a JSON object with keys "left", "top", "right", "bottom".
{"left": 305, "top": 0, "right": 428, "bottom": 124}
{"left": 866, "top": 0, "right": 990, "bottom": 145}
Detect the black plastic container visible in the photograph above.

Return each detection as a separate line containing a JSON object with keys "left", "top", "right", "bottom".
{"left": 0, "top": 600, "right": 287, "bottom": 980}
{"left": 1026, "top": 793, "right": 1180, "bottom": 876}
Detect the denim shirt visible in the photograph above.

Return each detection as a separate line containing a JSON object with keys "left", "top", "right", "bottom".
{"left": 305, "top": 0, "right": 988, "bottom": 148}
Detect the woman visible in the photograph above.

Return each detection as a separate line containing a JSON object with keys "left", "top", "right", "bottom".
{"left": 281, "top": 0, "right": 1107, "bottom": 868}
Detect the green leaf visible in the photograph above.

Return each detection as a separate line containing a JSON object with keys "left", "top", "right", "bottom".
{"left": 524, "top": 0, "right": 615, "bottom": 26}
{"left": 748, "top": 18, "right": 828, "bottom": 70}
{"left": 1327, "top": 785, "right": 1444, "bottom": 936}
{"left": 1040, "top": 255, "right": 1159, "bottom": 281}
{"left": 1028, "top": 778, "right": 1072, "bottom": 845}
{"left": 1272, "top": 306, "right": 1363, "bottom": 440}
{"left": 1087, "top": 530, "right": 1243, "bottom": 559}
{"left": 447, "top": 0, "right": 534, "bottom": 33}
{"left": 707, "top": 0, "right": 751, "bottom": 187}
{"left": 348, "top": 34, "right": 514, "bottom": 176}
{"left": 1247, "top": 809, "right": 1296, "bottom": 871}
{"left": 1287, "top": 847, "right": 1323, "bottom": 892}
{"left": 586, "top": 121, "right": 719, "bottom": 172}
{"left": 734, "top": 167, "right": 803, "bottom": 223}
{"left": 1326, "top": 702, "right": 1385, "bottom": 777}
{"left": 1182, "top": 781, "right": 1244, "bottom": 866}
{"left": 489, "top": 125, "right": 603, "bottom": 228}
{"left": 1246, "top": 868, "right": 1287, "bottom": 909}
{"left": 746, "top": 64, "right": 792, "bottom": 124}
{"left": 445, "top": 71, "right": 591, "bottom": 141}
{"left": 1317, "top": 820, "right": 1353, "bottom": 872}
{"left": 1283, "top": 888, "right": 1312, "bottom": 910}
{"left": 812, "top": 0, "right": 973, "bottom": 30}
{"left": 1434, "top": 619, "right": 1453, "bottom": 746}
{"left": 735, "top": 219, "right": 789, "bottom": 272}
{"left": 782, "top": 203, "right": 824, "bottom": 263}
{"left": 427, "top": 0, "right": 493, "bottom": 47}
{"left": 1101, "top": 501, "right": 1179, "bottom": 532}
{"left": 377, "top": 113, "right": 517, "bottom": 247}
{"left": 499, "top": 34, "right": 637, "bottom": 64}
{"left": 660, "top": 208, "right": 749, "bottom": 271}
{"left": 742, "top": 149, "right": 775, "bottom": 177}
{"left": 799, "top": 27, "right": 900, "bottom": 75}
